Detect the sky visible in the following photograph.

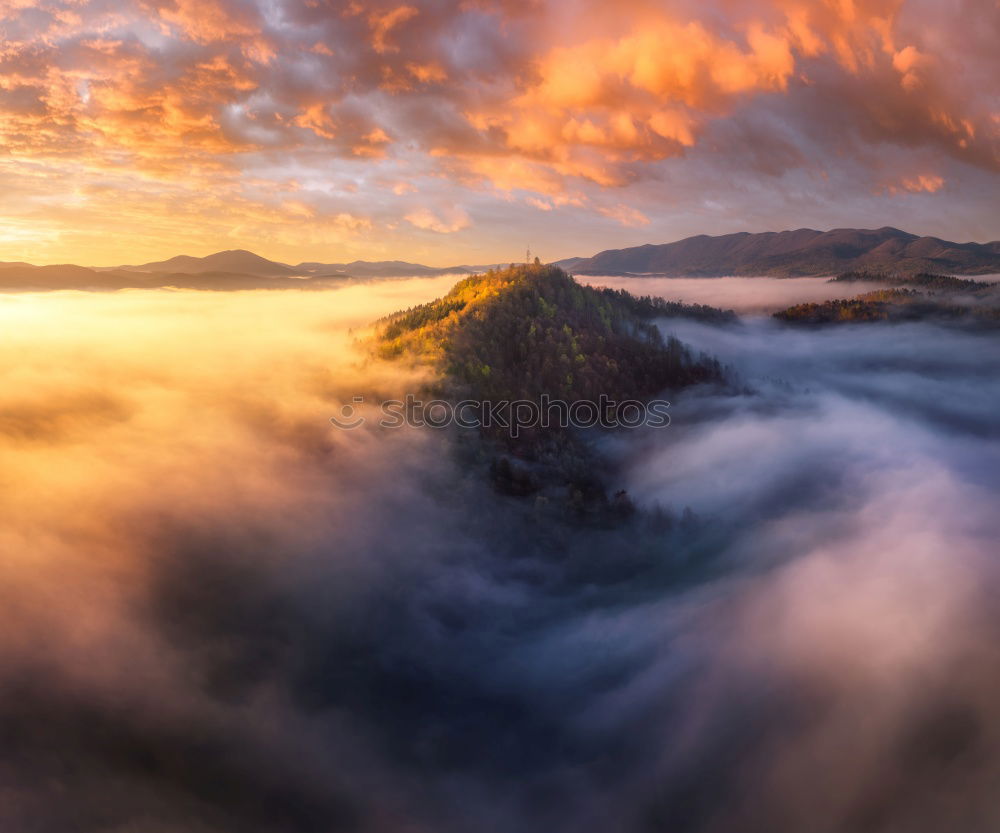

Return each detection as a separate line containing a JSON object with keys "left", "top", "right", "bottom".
{"left": 0, "top": 0, "right": 997, "bottom": 266}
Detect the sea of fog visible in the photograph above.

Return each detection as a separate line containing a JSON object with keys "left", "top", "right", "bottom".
{"left": 579, "top": 273, "right": 1000, "bottom": 313}
{"left": 1, "top": 277, "right": 999, "bottom": 833}
{"left": 578, "top": 274, "right": 892, "bottom": 312}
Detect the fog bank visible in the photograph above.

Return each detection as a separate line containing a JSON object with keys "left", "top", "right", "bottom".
{"left": 1, "top": 280, "right": 999, "bottom": 832}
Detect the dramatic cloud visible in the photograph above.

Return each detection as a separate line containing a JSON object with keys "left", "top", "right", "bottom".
{"left": 0, "top": 1, "right": 996, "bottom": 263}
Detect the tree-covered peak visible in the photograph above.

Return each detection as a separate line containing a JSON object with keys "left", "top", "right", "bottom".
{"left": 375, "top": 263, "right": 726, "bottom": 404}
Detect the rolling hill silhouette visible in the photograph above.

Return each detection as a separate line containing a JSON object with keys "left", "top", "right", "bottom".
{"left": 5, "top": 227, "right": 999, "bottom": 292}
{"left": 569, "top": 228, "right": 1000, "bottom": 277}
{"left": 121, "top": 249, "right": 299, "bottom": 276}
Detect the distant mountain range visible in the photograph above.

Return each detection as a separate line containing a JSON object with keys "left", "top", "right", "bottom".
{"left": 0, "top": 250, "right": 493, "bottom": 291}
{"left": 566, "top": 228, "right": 1000, "bottom": 277}
{"left": 4, "top": 228, "right": 1000, "bottom": 292}
{"left": 118, "top": 250, "right": 301, "bottom": 277}
{"left": 119, "top": 250, "right": 493, "bottom": 279}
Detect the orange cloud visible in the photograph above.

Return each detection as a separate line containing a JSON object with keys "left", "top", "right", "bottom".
{"left": 597, "top": 203, "right": 650, "bottom": 227}
{"left": 295, "top": 102, "right": 337, "bottom": 139}
{"left": 405, "top": 206, "right": 471, "bottom": 233}
{"left": 406, "top": 61, "right": 447, "bottom": 84}
{"left": 892, "top": 44, "right": 930, "bottom": 91}
{"left": 901, "top": 173, "right": 944, "bottom": 193}
{"left": 445, "top": 14, "right": 799, "bottom": 194}
{"left": 145, "top": 0, "right": 262, "bottom": 44}
{"left": 352, "top": 126, "right": 392, "bottom": 157}
{"left": 369, "top": 4, "right": 418, "bottom": 54}
{"left": 0, "top": 0, "right": 995, "bottom": 263}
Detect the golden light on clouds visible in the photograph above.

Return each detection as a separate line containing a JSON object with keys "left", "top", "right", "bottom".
{"left": 0, "top": 0, "right": 996, "bottom": 264}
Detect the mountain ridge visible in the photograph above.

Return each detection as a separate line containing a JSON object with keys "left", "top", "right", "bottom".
{"left": 569, "top": 227, "right": 1000, "bottom": 277}
{"left": 0, "top": 253, "right": 495, "bottom": 291}
{"left": 119, "top": 249, "right": 299, "bottom": 276}
{"left": 4, "top": 227, "right": 1000, "bottom": 292}
{"left": 294, "top": 259, "right": 496, "bottom": 278}
{"left": 118, "top": 250, "right": 496, "bottom": 278}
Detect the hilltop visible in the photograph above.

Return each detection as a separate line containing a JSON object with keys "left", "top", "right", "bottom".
{"left": 120, "top": 249, "right": 299, "bottom": 276}
{"left": 568, "top": 228, "right": 1000, "bottom": 277}
{"left": 375, "top": 262, "right": 727, "bottom": 404}
{"left": 373, "top": 263, "right": 728, "bottom": 511}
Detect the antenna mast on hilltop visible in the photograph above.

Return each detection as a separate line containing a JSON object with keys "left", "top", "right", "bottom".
{"left": 526, "top": 245, "right": 531, "bottom": 264}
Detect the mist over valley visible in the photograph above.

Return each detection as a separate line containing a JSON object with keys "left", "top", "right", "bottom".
{"left": 2, "top": 263, "right": 999, "bottom": 832}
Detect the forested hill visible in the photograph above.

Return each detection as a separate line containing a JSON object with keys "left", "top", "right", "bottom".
{"left": 373, "top": 262, "right": 728, "bottom": 513}
{"left": 375, "top": 262, "right": 727, "bottom": 405}
{"left": 774, "top": 288, "right": 1000, "bottom": 326}
{"left": 831, "top": 271, "right": 996, "bottom": 290}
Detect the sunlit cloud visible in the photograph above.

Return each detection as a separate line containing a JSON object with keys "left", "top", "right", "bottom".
{"left": 0, "top": 0, "right": 996, "bottom": 263}
{"left": 405, "top": 205, "right": 472, "bottom": 234}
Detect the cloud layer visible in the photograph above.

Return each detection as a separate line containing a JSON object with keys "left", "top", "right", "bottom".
{"left": 2, "top": 279, "right": 1000, "bottom": 831}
